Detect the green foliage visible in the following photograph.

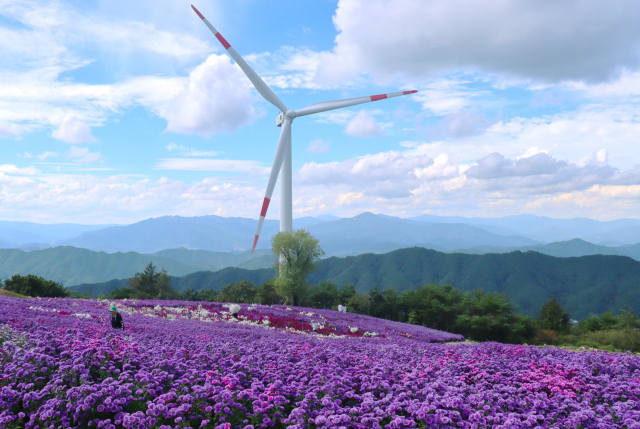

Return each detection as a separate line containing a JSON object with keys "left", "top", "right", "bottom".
{"left": 220, "top": 280, "right": 258, "bottom": 303}
{"left": 454, "top": 289, "right": 536, "bottom": 344}
{"left": 306, "top": 281, "right": 340, "bottom": 309}
{"left": 536, "top": 296, "right": 571, "bottom": 333}
{"left": 339, "top": 284, "right": 356, "bottom": 303}
{"left": 2, "top": 274, "right": 67, "bottom": 298}
{"left": 271, "top": 229, "right": 325, "bottom": 306}
{"left": 128, "top": 262, "right": 180, "bottom": 300}
{"left": 584, "top": 330, "right": 640, "bottom": 352}
{"left": 255, "top": 279, "right": 282, "bottom": 305}
{"left": 347, "top": 293, "right": 370, "bottom": 315}
{"left": 404, "top": 284, "right": 461, "bottom": 332}
{"left": 181, "top": 287, "right": 220, "bottom": 302}
{"left": 108, "top": 286, "right": 136, "bottom": 299}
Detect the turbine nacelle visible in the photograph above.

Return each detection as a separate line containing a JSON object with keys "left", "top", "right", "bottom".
{"left": 276, "top": 110, "right": 296, "bottom": 127}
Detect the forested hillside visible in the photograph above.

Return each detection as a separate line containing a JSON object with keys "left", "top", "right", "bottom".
{"left": 70, "top": 248, "right": 640, "bottom": 319}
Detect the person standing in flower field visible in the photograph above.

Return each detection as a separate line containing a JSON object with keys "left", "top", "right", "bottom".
{"left": 109, "top": 306, "right": 125, "bottom": 331}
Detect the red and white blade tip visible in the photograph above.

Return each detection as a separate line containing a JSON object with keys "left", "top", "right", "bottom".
{"left": 191, "top": 5, "right": 205, "bottom": 20}
{"left": 369, "top": 90, "right": 417, "bottom": 102}
{"left": 251, "top": 235, "right": 259, "bottom": 253}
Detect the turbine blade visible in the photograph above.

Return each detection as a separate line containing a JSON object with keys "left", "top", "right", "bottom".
{"left": 294, "top": 90, "right": 418, "bottom": 117}
{"left": 252, "top": 117, "right": 293, "bottom": 253}
{"left": 191, "top": 5, "right": 288, "bottom": 113}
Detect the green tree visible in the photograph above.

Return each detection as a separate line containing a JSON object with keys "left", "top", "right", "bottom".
{"left": 308, "top": 281, "right": 339, "bottom": 309}
{"left": 404, "top": 284, "right": 462, "bottom": 332}
{"left": 536, "top": 296, "right": 571, "bottom": 333}
{"left": 128, "top": 262, "right": 179, "bottom": 300}
{"left": 347, "top": 293, "right": 370, "bottom": 315}
{"left": 339, "top": 284, "right": 356, "bottom": 304}
{"left": 220, "top": 280, "right": 258, "bottom": 303}
{"left": 598, "top": 311, "right": 618, "bottom": 330}
{"left": 271, "top": 229, "right": 325, "bottom": 306}
{"left": 108, "top": 286, "right": 136, "bottom": 299}
{"left": 256, "top": 280, "right": 283, "bottom": 305}
{"left": 2, "top": 274, "right": 67, "bottom": 298}
{"left": 455, "top": 289, "right": 535, "bottom": 344}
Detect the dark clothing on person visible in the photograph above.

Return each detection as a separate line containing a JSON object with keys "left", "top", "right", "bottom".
{"left": 111, "top": 312, "right": 125, "bottom": 330}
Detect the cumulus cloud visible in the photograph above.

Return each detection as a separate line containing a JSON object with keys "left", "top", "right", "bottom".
{"left": 464, "top": 151, "right": 618, "bottom": 194}
{"left": 306, "top": 139, "right": 330, "bottom": 154}
{"left": 335, "top": 192, "right": 363, "bottom": 206}
{"left": 52, "top": 114, "right": 96, "bottom": 144}
{"left": 165, "top": 54, "right": 260, "bottom": 137}
{"left": 313, "top": 0, "right": 640, "bottom": 84}
{"left": 298, "top": 149, "right": 456, "bottom": 198}
{"left": 344, "top": 110, "right": 384, "bottom": 137}
{"left": 68, "top": 147, "right": 101, "bottom": 163}
{"left": 0, "top": 172, "right": 265, "bottom": 224}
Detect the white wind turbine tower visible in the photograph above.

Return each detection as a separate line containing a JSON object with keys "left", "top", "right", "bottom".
{"left": 191, "top": 5, "right": 417, "bottom": 253}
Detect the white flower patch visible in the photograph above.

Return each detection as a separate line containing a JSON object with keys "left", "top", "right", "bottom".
{"left": 73, "top": 313, "right": 92, "bottom": 319}
{"left": 262, "top": 318, "right": 270, "bottom": 326}
{"left": 248, "top": 306, "right": 256, "bottom": 311}
{"left": 364, "top": 332, "right": 379, "bottom": 337}
{"left": 349, "top": 327, "right": 359, "bottom": 333}
{"left": 300, "top": 311, "right": 315, "bottom": 317}
{"left": 286, "top": 308, "right": 292, "bottom": 311}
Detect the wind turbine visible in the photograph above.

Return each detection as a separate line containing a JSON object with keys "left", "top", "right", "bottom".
{"left": 191, "top": 5, "right": 417, "bottom": 253}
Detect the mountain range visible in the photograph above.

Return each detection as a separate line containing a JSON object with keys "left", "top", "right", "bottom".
{"left": 69, "top": 247, "right": 640, "bottom": 320}
{"left": 3, "top": 213, "right": 640, "bottom": 254}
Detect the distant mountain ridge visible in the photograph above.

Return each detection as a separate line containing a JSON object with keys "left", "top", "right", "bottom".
{"left": 3, "top": 213, "right": 640, "bottom": 254}
{"left": 452, "top": 238, "right": 640, "bottom": 260}
{"left": 70, "top": 248, "right": 640, "bottom": 320}
{"left": 54, "top": 213, "right": 538, "bottom": 255}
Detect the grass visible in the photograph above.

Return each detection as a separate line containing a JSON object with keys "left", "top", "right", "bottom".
{"left": 0, "top": 289, "right": 31, "bottom": 299}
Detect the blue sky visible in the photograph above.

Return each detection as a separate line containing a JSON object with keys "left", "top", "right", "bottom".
{"left": 3, "top": 0, "right": 640, "bottom": 224}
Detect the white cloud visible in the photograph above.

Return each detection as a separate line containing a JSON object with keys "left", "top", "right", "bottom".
{"left": 0, "top": 165, "right": 40, "bottom": 175}
{"left": 335, "top": 192, "right": 363, "bottom": 206}
{"left": 166, "top": 143, "right": 219, "bottom": 157}
{"left": 52, "top": 114, "right": 96, "bottom": 144}
{"left": 156, "top": 158, "right": 267, "bottom": 174}
{"left": 37, "top": 151, "right": 59, "bottom": 161}
{"left": 312, "top": 0, "right": 640, "bottom": 85}
{"left": 68, "top": 147, "right": 101, "bottom": 163}
{"left": 413, "top": 78, "right": 485, "bottom": 115}
{"left": 344, "top": 110, "right": 383, "bottom": 137}
{"left": 0, "top": 172, "right": 265, "bottom": 224}
{"left": 306, "top": 139, "right": 330, "bottom": 154}
{"left": 164, "top": 54, "right": 260, "bottom": 137}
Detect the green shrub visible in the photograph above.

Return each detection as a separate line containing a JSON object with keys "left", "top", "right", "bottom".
{"left": 586, "top": 330, "right": 640, "bottom": 352}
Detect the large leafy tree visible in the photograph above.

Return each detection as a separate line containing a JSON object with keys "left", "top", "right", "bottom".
{"left": 2, "top": 274, "right": 67, "bottom": 298}
{"left": 271, "top": 229, "right": 325, "bottom": 306}
{"left": 536, "top": 296, "right": 571, "bottom": 333}
{"left": 128, "top": 262, "right": 179, "bottom": 299}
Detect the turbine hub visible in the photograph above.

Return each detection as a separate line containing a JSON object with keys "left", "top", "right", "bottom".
{"left": 276, "top": 110, "right": 296, "bottom": 127}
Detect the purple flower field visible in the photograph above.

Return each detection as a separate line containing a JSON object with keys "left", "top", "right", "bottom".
{"left": 1, "top": 297, "right": 640, "bottom": 429}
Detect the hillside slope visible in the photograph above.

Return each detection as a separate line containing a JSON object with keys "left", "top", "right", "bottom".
{"left": 0, "top": 247, "right": 273, "bottom": 286}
